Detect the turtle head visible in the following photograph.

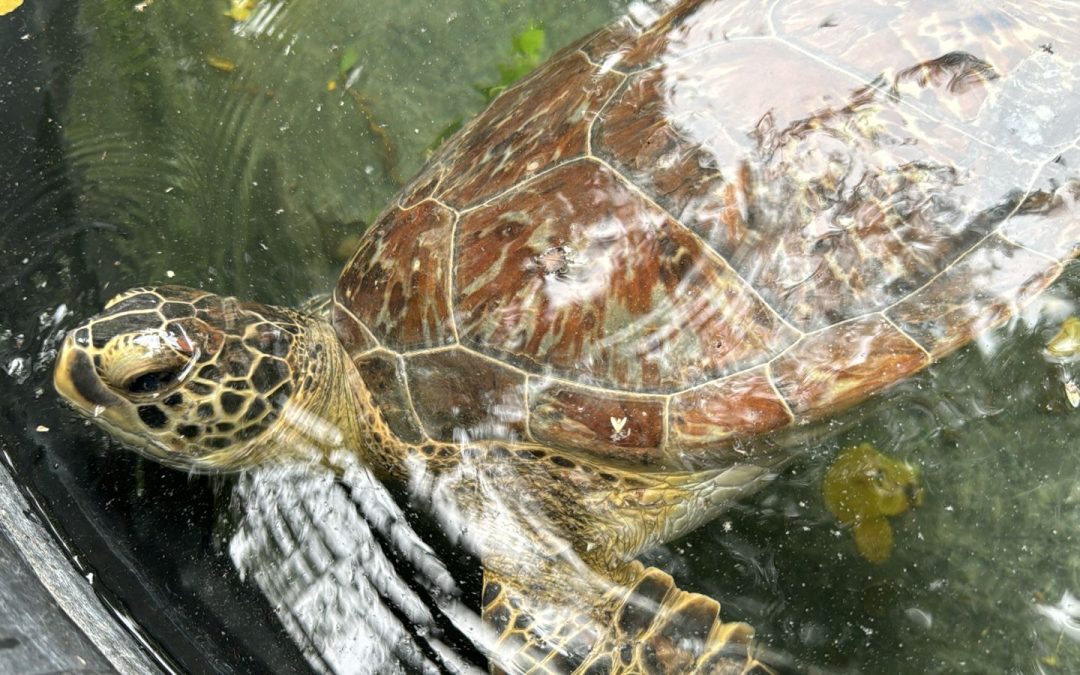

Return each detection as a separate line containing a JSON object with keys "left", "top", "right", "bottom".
{"left": 53, "top": 286, "right": 313, "bottom": 472}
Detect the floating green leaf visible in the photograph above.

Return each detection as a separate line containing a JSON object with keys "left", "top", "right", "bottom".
{"left": 339, "top": 46, "right": 361, "bottom": 77}
{"left": 476, "top": 23, "right": 547, "bottom": 102}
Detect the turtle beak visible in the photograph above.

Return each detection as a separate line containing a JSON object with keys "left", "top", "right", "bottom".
{"left": 54, "top": 333, "right": 123, "bottom": 415}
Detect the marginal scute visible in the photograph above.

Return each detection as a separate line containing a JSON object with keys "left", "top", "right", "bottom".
{"left": 668, "top": 366, "right": 792, "bottom": 460}
{"left": 771, "top": 315, "right": 930, "bottom": 418}
{"left": 1001, "top": 173, "right": 1080, "bottom": 260}
{"left": 528, "top": 379, "right": 665, "bottom": 464}
{"left": 331, "top": 299, "right": 378, "bottom": 354}
{"left": 617, "top": 0, "right": 771, "bottom": 70}
{"left": 572, "top": 14, "right": 639, "bottom": 67}
{"left": 887, "top": 236, "right": 1063, "bottom": 359}
{"left": 434, "top": 51, "right": 624, "bottom": 208}
{"left": 336, "top": 201, "right": 456, "bottom": 351}
{"left": 454, "top": 160, "right": 797, "bottom": 393}
{"left": 352, "top": 351, "right": 426, "bottom": 443}
{"left": 404, "top": 348, "right": 527, "bottom": 442}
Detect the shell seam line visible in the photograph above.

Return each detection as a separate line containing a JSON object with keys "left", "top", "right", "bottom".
{"left": 395, "top": 351, "right": 434, "bottom": 443}
{"left": 333, "top": 294, "right": 382, "bottom": 349}
{"left": 876, "top": 197, "right": 1038, "bottom": 319}
{"left": 994, "top": 231, "right": 1062, "bottom": 266}
{"left": 456, "top": 155, "right": 590, "bottom": 216}
{"left": 763, "top": 362, "right": 796, "bottom": 422}
{"left": 446, "top": 208, "right": 462, "bottom": 344}
{"left": 586, "top": 69, "right": 630, "bottom": 157}
{"left": 879, "top": 312, "right": 934, "bottom": 364}
{"left": 587, "top": 153, "right": 805, "bottom": 337}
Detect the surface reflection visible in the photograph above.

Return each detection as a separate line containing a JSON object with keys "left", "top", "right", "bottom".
{"left": 37, "top": 0, "right": 1080, "bottom": 673}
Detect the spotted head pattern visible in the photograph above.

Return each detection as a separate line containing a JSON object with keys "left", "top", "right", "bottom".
{"left": 54, "top": 286, "right": 307, "bottom": 470}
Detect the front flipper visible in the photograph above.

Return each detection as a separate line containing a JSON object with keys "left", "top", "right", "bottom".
{"left": 481, "top": 560, "right": 773, "bottom": 674}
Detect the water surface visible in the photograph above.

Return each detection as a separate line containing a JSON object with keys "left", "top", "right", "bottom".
{"left": 2, "top": 0, "right": 1079, "bottom": 672}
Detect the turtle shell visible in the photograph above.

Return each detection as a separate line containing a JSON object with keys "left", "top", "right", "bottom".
{"left": 334, "top": 0, "right": 1080, "bottom": 467}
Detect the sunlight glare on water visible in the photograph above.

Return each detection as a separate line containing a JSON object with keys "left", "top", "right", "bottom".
{"left": 2, "top": 0, "right": 1080, "bottom": 673}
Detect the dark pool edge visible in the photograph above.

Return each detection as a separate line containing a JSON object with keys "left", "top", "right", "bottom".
{"left": 0, "top": 460, "right": 164, "bottom": 675}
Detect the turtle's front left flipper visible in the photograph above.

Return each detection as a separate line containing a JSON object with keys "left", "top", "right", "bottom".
{"left": 481, "top": 559, "right": 775, "bottom": 674}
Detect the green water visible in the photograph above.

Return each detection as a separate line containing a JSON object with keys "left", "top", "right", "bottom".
{"left": 3, "top": 0, "right": 1080, "bottom": 672}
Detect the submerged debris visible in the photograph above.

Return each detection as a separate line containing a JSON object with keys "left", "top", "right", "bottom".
{"left": 823, "top": 442, "right": 923, "bottom": 563}
{"left": 1046, "top": 316, "right": 1080, "bottom": 359}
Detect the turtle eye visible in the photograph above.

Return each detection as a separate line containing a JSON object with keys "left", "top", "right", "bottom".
{"left": 126, "top": 368, "right": 182, "bottom": 394}
{"left": 97, "top": 328, "right": 196, "bottom": 398}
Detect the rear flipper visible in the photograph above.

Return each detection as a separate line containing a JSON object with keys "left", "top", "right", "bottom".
{"left": 481, "top": 560, "right": 775, "bottom": 674}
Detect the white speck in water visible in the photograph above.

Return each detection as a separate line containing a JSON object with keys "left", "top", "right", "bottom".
{"left": 364, "top": 165, "right": 375, "bottom": 175}
{"left": 945, "top": 505, "right": 954, "bottom": 512}
{"left": 35, "top": 425, "right": 49, "bottom": 433}
{"left": 92, "top": 405, "right": 104, "bottom": 417}
{"left": 165, "top": 270, "right": 175, "bottom": 278}
{"left": 164, "top": 186, "right": 174, "bottom": 193}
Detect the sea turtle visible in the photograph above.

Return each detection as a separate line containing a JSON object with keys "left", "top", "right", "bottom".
{"left": 53, "top": 0, "right": 1080, "bottom": 672}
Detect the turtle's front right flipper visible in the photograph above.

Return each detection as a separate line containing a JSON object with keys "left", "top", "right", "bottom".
{"left": 481, "top": 558, "right": 776, "bottom": 674}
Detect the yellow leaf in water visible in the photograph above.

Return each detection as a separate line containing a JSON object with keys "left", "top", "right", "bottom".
{"left": 327, "top": 80, "right": 337, "bottom": 92}
{"left": 823, "top": 442, "right": 922, "bottom": 563}
{"left": 1047, "top": 316, "right": 1080, "bottom": 358}
{"left": 224, "top": 0, "right": 256, "bottom": 22}
{"left": 206, "top": 56, "right": 237, "bottom": 72}
{"left": 0, "top": 0, "right": 24, "bottom": 16}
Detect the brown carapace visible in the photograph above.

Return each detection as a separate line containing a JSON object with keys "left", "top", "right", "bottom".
{"left": 55, "top": 1, "right": 1080, "bottom": 673}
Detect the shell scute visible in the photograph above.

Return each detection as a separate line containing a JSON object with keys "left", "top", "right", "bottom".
{"left": 335, "top": 200, "right": 456, "bottom": 352}
{"left": 336, "top": 0, "right": 1080, "bottom": 459}
{"left": 404, "top": 348, "right": 527, "bottom": 442}
{"left": 771, "top": 316, "right": 930, "bottom": 418}
{"left": 1001, "top": 161, "right": 1080, "bottom": 260}
{"left": 353, "top": 351, "right": 426, "bottom": 444}
{"left": 886, "top": 236, "right": 1063, "bottom": 359}
{"left": 528, "top": 379, "right": 666, "bottom": 464}
{"left": 434, "top": 52, "right": 623, "bottom": 209}
{"left": 453, "top": 160, "right": 798, "bottom": 393}
{"left": 668, "top": 367, "right": 792, "bottom": 459}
